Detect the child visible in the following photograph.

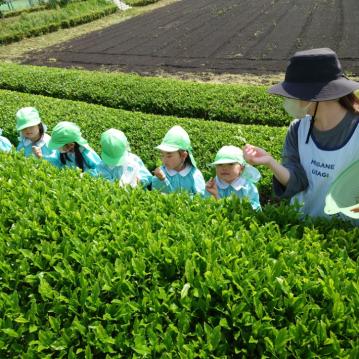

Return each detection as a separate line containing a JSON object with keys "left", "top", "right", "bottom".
{"left": 0, "top": 129, "right": 12, "bottom": 153}
{"left": 48, "top": 121, "right": 101, "bottom": 172}
{"left": 91, "top": 128, "right": 152, "bottom": 188}
{"left": 16, "top": 107, "right": 56, "bottom": 161}
{"left": 205, "top": 145, "right": 261, "bottom": 210}
{"left": 152, "top": 125, "right": 205, "bottom": 195}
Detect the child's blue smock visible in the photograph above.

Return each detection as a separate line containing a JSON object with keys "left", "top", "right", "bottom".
{"left": 0, "top": 130, "right": 12, "bottom": 152}
{"left": 17, "top": 133, "right": 57, "bottom": 162}
{"left": 91, "top": 153, "right": 152, "bottom": 188}
{"left": 206, "top": 176, "right": 261, "bottom": 210}
{"left": 52, "top": 144, "right": 101, "bottom": 172}
{"left": 152, "top": 164, "right": 205, "bottom": 195}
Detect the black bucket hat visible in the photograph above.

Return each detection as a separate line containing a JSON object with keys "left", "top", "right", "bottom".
{"left": 269, "top": 48, "right": 359, "bottom": 101}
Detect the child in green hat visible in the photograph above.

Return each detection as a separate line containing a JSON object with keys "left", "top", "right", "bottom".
{"left": 205, "top": 145, "right": 261, "bottom": 210}
{"left": 0, "top": 129, "right": 12, "bottom": 153}
{"left": 91, "top": 128, "right": 152, "bottom": 188}
{"left": 153, "top": 125, "right": 205, "bottom": 195}
{"left": 16, "top": 107, "right": 56, "bottom": 161}
{"left": 48, "top": 121, "right": 101, "bottom": 172}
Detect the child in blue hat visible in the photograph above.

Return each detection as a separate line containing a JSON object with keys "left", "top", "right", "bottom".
{"left": 205, "top": 145, "right": 261, "bottom": 210}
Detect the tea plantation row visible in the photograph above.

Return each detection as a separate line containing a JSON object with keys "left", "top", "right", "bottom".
{"left": 0, "top": 153, "right": 358, "bottom": 357}
{"left": 0, "top": 88, "right": 287, "bottom": 199}
{"left": 0, "top": 63, "right": 290, "bottom": 126}
{"left": 0, "top": 0, "right": 117, "bottom": 45}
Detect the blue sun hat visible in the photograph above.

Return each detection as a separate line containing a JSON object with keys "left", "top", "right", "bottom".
{"left": 324, "top": 160, "right": 359, "bottom": 219}
{"left": 211, "top": 146, "right": 261, "bottom": 183}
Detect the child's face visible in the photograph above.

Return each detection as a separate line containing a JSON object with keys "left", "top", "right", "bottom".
{"left": 59, "top": 143, "right": 75, "bottom": 153}
{"left": 160, "top": 150, "right": 187, "bottom": 171}
{"left": 216, "top": 163, "right": 243, "bottom": 183}
{"left": 21, "top": 125, "right": 40, "bottom": 142}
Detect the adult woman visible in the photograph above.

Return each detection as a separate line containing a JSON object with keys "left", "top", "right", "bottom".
{"left": 244, "top": 48, "right": 359, "bottom": 217}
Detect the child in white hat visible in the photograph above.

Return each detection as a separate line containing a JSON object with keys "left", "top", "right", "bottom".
{"left": 206, "top": 145, "right": 261, "bottom": 210}
{"left": 16, "top": 107, "right": 56, "bottom": 161}
{"left": 153, "top": 125, "right": 205, "bottom": 195}
{"left": 0, "top": 129, "right": 12, "bottom": 153}
{"left": 91, "top": 128, "right": 152, "bottom": 188}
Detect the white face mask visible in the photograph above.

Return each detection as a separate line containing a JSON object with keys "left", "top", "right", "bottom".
{"left": 283, "top": 98, "right": 311, "bottom": 119}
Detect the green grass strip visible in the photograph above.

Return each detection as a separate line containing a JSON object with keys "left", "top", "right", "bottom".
{"left": 0, "top": 0, "right": 117, "bottom": 44}
{"left": 0, "top": 88, "right": 288, "bottom": 198}
{"left": 0, "top": 63, "right": 291, "bottom": 126}
{"left": 124, "top": 0, "right": 161, "bottom": 5}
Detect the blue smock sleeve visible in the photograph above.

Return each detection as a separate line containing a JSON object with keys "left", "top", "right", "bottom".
{"left": 82, "top": 148, "right": 102, "bottom": 171}
{"left": 192, "top": 168, "right": 206, "bottom": 196}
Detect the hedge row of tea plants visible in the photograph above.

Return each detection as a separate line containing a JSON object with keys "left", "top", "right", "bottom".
{"left": 0, "top": 0, "right": 117, "bottom": 45}
{"left": 0, "top": 88, "right": 287, "bottom": 199}
{"left": 0, "top": 152, "right": 357, "bottom": 357}
{"left": 124, "top": 0, "right": 161, "bottom": 5}
{"left": 0, "top": 5, "right": 48, "bottom": 19}
{"left": 0, "top": 63, "right": 291, "bottom": 126}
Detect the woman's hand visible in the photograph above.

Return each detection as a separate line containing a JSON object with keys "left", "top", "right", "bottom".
{"left": 154, "top": 167, "right": 166, "bottom": 181}
{"left": 243, "top": 144, "right": 273, "bottom": 166}
{"left": 206, "top": 177, "right": 219, "bottom": 199}
{"left": 244, "top": 144, "right": 290, "bottom": 186}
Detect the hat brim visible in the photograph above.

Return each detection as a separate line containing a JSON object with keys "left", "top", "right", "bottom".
{"left": 268, "top": 78, "right": 359, "bottom": 101}
{"left": 48, "top": 136, "right": 88, "bottom": 150}
{"left": 155, "top": 144, "right": 180, "bottom": 152}
{"left": 16, "top": 119, "right": 41, "bottom": 132}
{"left": 211, "top": 159, "right": 244, "bottom": 166}
{"left": 101, "top": 150, "right": 128, "bottom": 167}
{"left": 324, "top": 160, "right": 359, "bottom": 218}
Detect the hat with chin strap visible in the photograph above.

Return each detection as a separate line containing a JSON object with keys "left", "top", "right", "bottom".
{"left": 269, "top": 48, "right": 359, "bottom": 101}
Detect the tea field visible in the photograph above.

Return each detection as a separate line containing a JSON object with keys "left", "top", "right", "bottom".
{"left": 0, "top": 64, "right": 358, "bottom": 357}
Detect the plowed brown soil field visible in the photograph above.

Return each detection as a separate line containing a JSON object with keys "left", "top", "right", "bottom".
{"left": 24, "top": 0, "right": 359, "bottom": 75}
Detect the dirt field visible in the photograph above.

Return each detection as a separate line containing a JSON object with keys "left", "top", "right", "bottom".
{"left": 24, "top": 0, "right": 359, "bottom": 76}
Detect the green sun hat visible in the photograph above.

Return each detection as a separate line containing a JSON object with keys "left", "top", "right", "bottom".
{"left": 324, "top": 160, "right": 359, "bottom": 219}
{"left": 211, "top": 145, "right": 261, "bottom": 183}
{"left": 100, "top": 128, "right": 129, "bottom": 166}
{"left": 156, "top": 125, "right": 197, "bottom": 167}
{"left": 48, "top": 121, "right": 88, "bottom": 150}
{"left": 211, "top": 145, "right": 246, "bottom": 166}
{"left": 16, "top": 107, "right": 41, "bottom": 132}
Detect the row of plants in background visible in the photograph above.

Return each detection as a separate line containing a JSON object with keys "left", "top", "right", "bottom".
{"left": 0, "top": 152, "right": 357, "bottom": 357}
{"left": 0, "top": 0, "right": 87, "bottom": 18}
{"left": 0, "top": 0, "right": 117, "bottom": 45}
{"left": 0, "top": 88, "right": 287, "bottom": 199}
{"left": 124, "top": 0, "right": 161, "bottom": 5}
{"left": 0, "top": 63, "right": 291, "bottom": 126}
{"left": 0, "top": 4, "right": 47, "bottom": 19}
